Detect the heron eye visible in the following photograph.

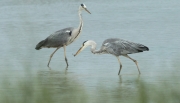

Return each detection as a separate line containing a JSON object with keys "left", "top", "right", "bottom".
{"left": 81, "top": 4, "right": 84, "bottom": 7}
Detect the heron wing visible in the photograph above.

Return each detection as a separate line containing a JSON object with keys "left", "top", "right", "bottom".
{"left": 102, "top": 38, "right": 148, "bottom": 55}
{"left": 43, "top": 27, "right": 74, "bottom": 47}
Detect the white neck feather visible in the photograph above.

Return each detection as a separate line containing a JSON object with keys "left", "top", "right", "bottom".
{"left": 77, "top": 6, "right": 83, "bottom": 32}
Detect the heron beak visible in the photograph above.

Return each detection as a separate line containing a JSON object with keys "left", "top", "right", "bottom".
{"left": 84, "top": 8, "right": 91, "bottom": 14}
{"left": 74, "top": 46, "right": 85, "bottom": 56}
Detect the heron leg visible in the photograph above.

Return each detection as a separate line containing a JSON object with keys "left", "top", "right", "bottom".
{"left": 63, "top": 45, "right": 69, "bottom": 67}
{"left": 123, "top": 55, "right": 141, "bottom": 74}
{"left": 116, "top": 56, "right": 122, "bottom": 75}
{"left": 47, "top": 47, "right": 60, "bottom": 67}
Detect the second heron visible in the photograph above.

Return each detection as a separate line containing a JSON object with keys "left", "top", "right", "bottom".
{"left": 74, "top": 38, "right": 149, "bottom": 75}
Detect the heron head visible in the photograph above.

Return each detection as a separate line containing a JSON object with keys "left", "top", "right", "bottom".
{"left": 74, "top": 40, "right": 90, "bottom": 56}
{"left": 80, "top": 3, "right": 91, "bottom": 14}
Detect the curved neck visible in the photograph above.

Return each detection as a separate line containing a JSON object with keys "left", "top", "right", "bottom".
{"left": 91, "top": 44, "right": 96, "bottom": 53}
{"left": 89, "top": 41, "right": 103, "bottom": 54}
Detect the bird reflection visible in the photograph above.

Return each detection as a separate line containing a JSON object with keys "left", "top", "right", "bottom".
{"left": 48, "top": 66, "right": 52, "bottom": 70}
{"left": 36, "top": 69, "right": 87, "bottom": 103}
{"left": 47, "top": 66, "right": 68, "bottom": 74}
{"left": 118, "top": 74, "right": 140, "bottom": 84}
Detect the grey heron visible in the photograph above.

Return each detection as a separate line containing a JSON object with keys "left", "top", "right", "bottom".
{"left": 35, "top": 3, "right": 91, "bottom": 67}
{"left": 74, "top": 38, "right": 149, "bottom": 75}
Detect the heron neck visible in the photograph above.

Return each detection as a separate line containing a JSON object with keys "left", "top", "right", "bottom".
{"left": 71, "top": 7, "right": 83, "bottom": 43}
{"left": 77, "top": 7, "right": 83, "bottom": 33}
{"left": 90, "top": 41, "right": 102, "bottom": 54}
{"left": 92, "top": 48, "right": 103, "bottom": 54}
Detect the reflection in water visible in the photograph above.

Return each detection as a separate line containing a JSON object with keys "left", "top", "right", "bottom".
{"left": 118, "top": 74, "right": 140, "bottom": 84}
{"left": 92, "top": 75, "right": 141, "bottom": 103}
{"left": 0, "top": 70, "right": 88, "bottom": 103}
{"left": 48, "top": 66, "right": 68, "bottom": 71}
{"left": 37, "top": 70, "right": 88, "bottom": 103}
{"left": 1, "top": 70, "right": 180, "bottom": 103}
{"left": 48, "top": 67, "right": 51, "bottom": 70}
{"left": 93, "top": 74, "right": 180, "bottom": 103}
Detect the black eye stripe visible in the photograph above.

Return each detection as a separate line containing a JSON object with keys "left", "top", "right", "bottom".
{"left": 83, "top": 40, "right": 88, "bottom": 45}
{"left": 81, "top": 4, "right": 84, "bottom": 7}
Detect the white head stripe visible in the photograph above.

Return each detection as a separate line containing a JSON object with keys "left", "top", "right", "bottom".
{"left": 83, "top": 4, "right": 86, "bottom": 8}
{"left": 104, "top": 43, "right": 109, "bottom": 46}
{"left": 66, "top": 30, "right": 70, "bottom": 33}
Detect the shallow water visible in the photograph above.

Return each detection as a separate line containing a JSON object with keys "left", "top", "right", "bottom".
{"left": 0, "top": 0, "right": 180, "bottom": 102}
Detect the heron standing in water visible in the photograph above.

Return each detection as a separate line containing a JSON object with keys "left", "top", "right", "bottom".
{"left": 35, "top": 4, "right": 91, "bottom": 67}
{"left": 74, "top": 38, "right": 149, "bottom": 75}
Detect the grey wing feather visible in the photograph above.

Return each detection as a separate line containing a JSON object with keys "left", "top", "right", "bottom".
{"left": 102, "top": 38, "right": 149, "bottom": 56}
{"left": 41, "top": 27, "right": 74, "bottom": 48}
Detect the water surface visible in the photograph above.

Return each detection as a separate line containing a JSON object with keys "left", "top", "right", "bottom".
{"left": 0, "top": 0, "right": 180, "bottom": 102}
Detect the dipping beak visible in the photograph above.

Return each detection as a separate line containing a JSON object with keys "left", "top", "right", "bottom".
{"left": 74, "top": 46, "right": 85, "bottom": 56}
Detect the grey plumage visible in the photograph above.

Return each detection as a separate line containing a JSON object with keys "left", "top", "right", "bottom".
{"left": 100, "top": 38, "right": 149, "bottom": 56}
{"left": 35, "top": 4, "right": 91, "bottom": 67}
{"left": 74, "top": 38, "right": 149, "bottom": 75}
{"left": 35, "top": 27, "right": 74, "bottom": 50}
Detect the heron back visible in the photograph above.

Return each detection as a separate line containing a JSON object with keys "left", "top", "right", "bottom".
{"left": 102, "top": 38, "right": 149, "bottom": 56}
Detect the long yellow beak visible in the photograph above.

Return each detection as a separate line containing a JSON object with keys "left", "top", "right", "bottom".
{"left": 85, "top": 8, "right": 91, "bottom": 14}
{"left": 74, "top": 46, "right": 85, "bottom": 57}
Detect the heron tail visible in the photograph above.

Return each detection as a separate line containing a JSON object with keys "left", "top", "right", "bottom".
{"left": 35, "top": 40, "right": 46, "bottom": 50}
{"left": 138, "top": 46, "right": 149, "bottom": 51}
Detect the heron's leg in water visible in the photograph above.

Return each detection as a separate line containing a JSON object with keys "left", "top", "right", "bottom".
{"left": 47, "top": 47, "right": 60, "bottom": 67}
{"left": 63, "top": 45, "right": 69, "bottom": 67}
{"left": 116, "top": 56, "right": 122, "bottom": 75}
{"left": 123, "top": 54, "right": 141, "bottom": 74}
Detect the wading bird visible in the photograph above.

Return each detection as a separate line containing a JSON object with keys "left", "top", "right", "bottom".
{"left": 74, "top": 38, "right": 149, "bottom": 75}
{"left": 35, "top": 4, "right": 91, "bottom": 67}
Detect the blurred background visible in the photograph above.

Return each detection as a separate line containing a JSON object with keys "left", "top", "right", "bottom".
{"left": 0, "top": 0, "right": 180, "bottom": 103}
